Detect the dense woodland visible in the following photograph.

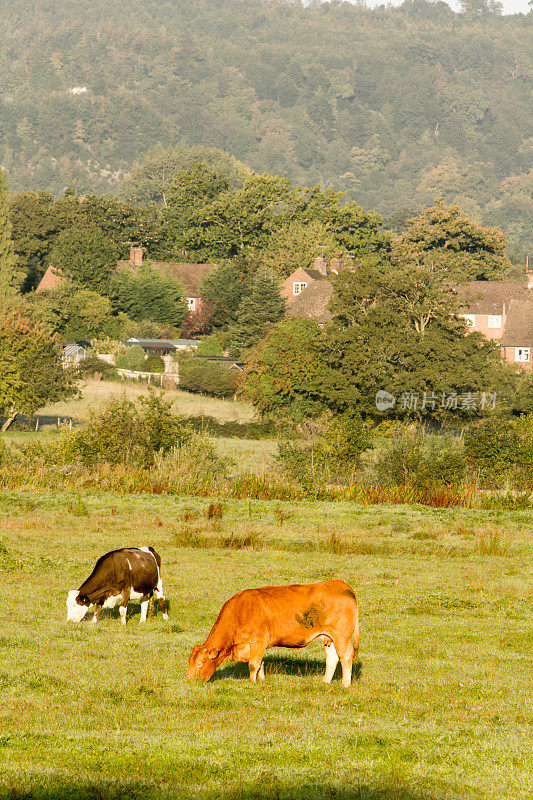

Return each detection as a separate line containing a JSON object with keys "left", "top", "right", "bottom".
{"left": 1, "top": 0, "right": 531, "bottom": 253}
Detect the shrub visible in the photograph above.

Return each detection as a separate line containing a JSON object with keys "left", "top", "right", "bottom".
{"left": 76, "top": 355, "right": 118, "bottom": 381}
{"left": 116, "top": 345, "right": 146, "bottom": 371}
{"left": 196, "top": 335, "right": 224, "bottom": 356}
{"left": 277, "top": 412, "right": 372, "bottom": 487}
{"left": 179, "top": 358, "right": 243, "bottom": 398}
{"left": 23, "top": 392, "right": 188, "bottom": 468}
{"left": 144, "top": 355, "right": 165, "bottom": 373}
{"left": 464, "top": 415, "right": 533, "bottom": 488}
{"left": 373, "top": 432, "right": 466, "bottom": 488}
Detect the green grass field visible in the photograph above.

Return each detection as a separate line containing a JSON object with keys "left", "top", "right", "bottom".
{"left": 0, "top": 490, "right": 531, "bottom": 800}
{"left": 38, "top": 379, "right": 256, "bottom": 424}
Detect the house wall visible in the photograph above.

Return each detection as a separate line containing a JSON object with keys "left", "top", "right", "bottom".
{"left": 461, "top": 313, "right": 506, "bottom": 341}
{"left": 281, "top": 268, "right": 316, "bottom": 303}
{"left": 501, "top": 346, "right": 532, "bottom": 371}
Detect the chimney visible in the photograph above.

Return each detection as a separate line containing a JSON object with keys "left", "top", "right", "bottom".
{"left": 313, "top": 256, "right": 327, "bottom": 277}
{"left": 330, "top": 257, "right": 343, "bottom": 274}
{"left": 527, "top": 270, "right": 533, "bottom": 289}
{"left": 130, "top": 246, "right": 143, "bottom": 267}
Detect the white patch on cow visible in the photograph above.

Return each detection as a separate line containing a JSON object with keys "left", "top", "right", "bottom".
{"left": 119, "top": 605, "right": 127, "bottom": 624}
{"left": 66, "top": 589, "right": 90, "bottom": 623}
{"left": 139, "top": 546, "right": 151, "bottom": 554}
{"left": 323, "top": 642, "right": 339, "bottom": 683}
{"left": 129, "top": 587, "right": 145, "bottom": 601}
{"left": 125, "top": 556, "right": 133, "bottom": 572}
{"left": 140, "top": 599, "right": 149, "bottom": 622}
{"left": 103, "top": 594, "right": 121, "bottom": 609}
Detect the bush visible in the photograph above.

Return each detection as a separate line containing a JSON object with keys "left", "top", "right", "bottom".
{"left": 373, "top": 432, "right": 466, "bottom": 488}
{"left": 23, "top": 392, "right": 188, "bottom": 468}
{"left": 144, "top": 355, "right": 165, "bottom": 373}
{"left": 76, "top": 355, "right": 118, "bottom": 381}
{"left": 464, "top": 415, "right": 533, "bottom": 488}
{"left": 277, "top": 412, "right": 372, "bottom": 487}
{"left": 196, "top": 335, "right": 224, "bottom": 356}
{"left": 179, "top": 358, "right": 243, "bottom": 398}
{"left": 116, "top": 345, "right": 146, "bottom": 371}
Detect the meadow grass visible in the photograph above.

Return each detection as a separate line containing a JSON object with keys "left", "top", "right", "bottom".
{"left": 0, "top": 490, "right": 531, "bottom": 799}
{"left": 37, "top": 378, "right": 256, "bottom": 424}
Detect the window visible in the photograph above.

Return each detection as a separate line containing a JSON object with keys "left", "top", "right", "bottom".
{"left": 187, "top": 297, "right": 196, "bottom": 311}
{"left": 515, "top": 348, "right": 531, "bottom": 362}
{"left": 293, "top": 281, "right": 307, "bottom": 296}
{"left": 461, "top": 314, "right": 475, "bottom": 327}
{"left": 488, "top": 315, "right": 502, "bottom": 328}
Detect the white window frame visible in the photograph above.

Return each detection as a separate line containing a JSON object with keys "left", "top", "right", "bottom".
{"left": 293, "top": 281, "right": 307, "bottom": 296}
{"left": 186, "top": 297, "right": 196, "bottom": 311}
{"left": 461, "top": 314, "right": 475, "bottom": 327}
{"left": 487, "top": 315, "right": 502, "bottom": 329}
{"left": 515, "top": 348, "right": 530, "bottom": 362}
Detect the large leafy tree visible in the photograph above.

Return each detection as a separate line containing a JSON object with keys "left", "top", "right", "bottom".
{"left": 394, "top": 201, "right": 513, "bottom": 281}
{"left": 110, "top": 266, "right": 187, "bottom": 328}
{"left": 0, "top": 169, "right": 22, "bottom": 303}
{"left": 49, "top": 225, "right": 118, "bottom": 293}
{"left": 229, "top": 271, "right": 286, "bottom": 357}
{"left": 246, "top": 260, "right": 510, "bottom": 419}
{"left": 0, "top": 310, "right": 76, "bottom": 431}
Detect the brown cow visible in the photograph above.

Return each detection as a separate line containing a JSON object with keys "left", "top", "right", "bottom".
{"left": 186, "top": 580, "right": 359, "bottom": 687}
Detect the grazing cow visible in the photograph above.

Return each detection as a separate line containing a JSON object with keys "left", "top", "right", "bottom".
{"left": 186, "top": 580, "right": 359, "bottom": 687}
{"left": 66, "top": 546, "right": 169, "bottom": 625}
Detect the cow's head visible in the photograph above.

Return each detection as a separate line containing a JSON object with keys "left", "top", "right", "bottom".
{"left": 185, "top": 644, "right": 220, "bottom": 681}
{"left": 66, "top": 590, "right": 91, "bottom": 623}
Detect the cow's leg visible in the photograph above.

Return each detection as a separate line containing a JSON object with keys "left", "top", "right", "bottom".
{"left": 154, "top": 586, "right": 169, "bottom": 621}
{"left": 119, "top": 588, "right": 130, "bottom": 625}
{"left": 333, "top": 637, "right": 354, "bottom": 688}
{"left": 248, "top": 644, "right": 266, "bottom": 683}
{"left": 91, "top": 604, "right": 102, "bottom": 623}
{"left": 257, "top": 661, "right": 265, "bottom": 682}
{"left": 323, "top": 640, "right": 339, "bottom": 684}
{"left": 140, "top": 597, "right": 150, "bottom": 623}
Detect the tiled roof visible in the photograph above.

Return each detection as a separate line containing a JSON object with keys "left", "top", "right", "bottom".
{"left": 287, "top": 280, "right": 333, "bottom": 324}
{"left": 501, "top": 300, "right": 533, "bottom": 347}
{"left": 456, "top": 281, "right": 530, "bottom": 314}
{"left": 35, "top": 265, "right": 65, "bottom": 293}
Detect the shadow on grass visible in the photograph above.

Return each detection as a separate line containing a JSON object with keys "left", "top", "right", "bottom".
{"left": 0, "top": 779, "right": 439, "bottom": 800}
{"left": 212, "top": 654, "right": 363, "bottom": 682}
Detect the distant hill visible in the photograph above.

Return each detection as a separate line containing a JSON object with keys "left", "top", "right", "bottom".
{"left": 1, "top": 0, "right": 531, "bottom": 252}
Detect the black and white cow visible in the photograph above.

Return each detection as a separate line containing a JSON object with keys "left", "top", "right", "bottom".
{"left": 66, "top": 546, "right": 169, "bottom": 624}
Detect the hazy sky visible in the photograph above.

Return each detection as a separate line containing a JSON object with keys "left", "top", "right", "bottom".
{"left": 364, "top": 0, "right": 530, "bottom": 13}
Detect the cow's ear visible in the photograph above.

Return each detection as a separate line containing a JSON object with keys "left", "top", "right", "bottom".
{"left": 208, "top": 649, "right": 219, "bottom": 660}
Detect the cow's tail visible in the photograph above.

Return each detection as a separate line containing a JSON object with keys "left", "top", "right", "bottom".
{"left": 351, "top": 597, "right": 360, "bottom": 660}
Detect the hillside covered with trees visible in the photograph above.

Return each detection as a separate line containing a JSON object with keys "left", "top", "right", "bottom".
{"left": 1, "top": 0, "right": 531, "bottom": 253}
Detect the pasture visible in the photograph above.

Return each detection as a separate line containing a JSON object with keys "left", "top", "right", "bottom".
{"left": 0, "top": 490, "right": 531, "bottom": 800}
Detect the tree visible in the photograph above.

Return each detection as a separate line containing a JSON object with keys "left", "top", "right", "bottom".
{"left": 49, "top": 225, "right": 118, "bottom": 293}
{"left": 119, "top": 144, "right": 248, "bottom": 206}
{"left": 110, "top": 266, "right": 187, "bottom": 328}
{"left": 245, "top": 317, "right": 326, "bottom": 417}
{"left": 27, "top": 285, "right": 118, "bottom": 341}
{"left": 0, "top": 310, "right": 76, "bottom": 431}
{"left": 0, "top": 169, "right": 22, "bottom": 303}
{"left": 9, "top": 191, "right": 63, "bottom": 291}
{"left": 259, "top": 220, "right": 338, "bottom": 278}
{"left": 199, "top": 260, "right": 252, "bottom": 330}
{"left": 394, "top": 200, "right": 512, "bottom": 281}
{"left": 229, "top": 271, "right": 286, "bottom": 357}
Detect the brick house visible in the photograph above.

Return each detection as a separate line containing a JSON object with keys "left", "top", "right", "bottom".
{"left": 500, "top": 300, "right": 533, "bottom": 371}
{"left": 456, "top": 272, "right": 533, "bottom": 367}
{"left": 281, "top": 257, "right": 330, "bottom": 303}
